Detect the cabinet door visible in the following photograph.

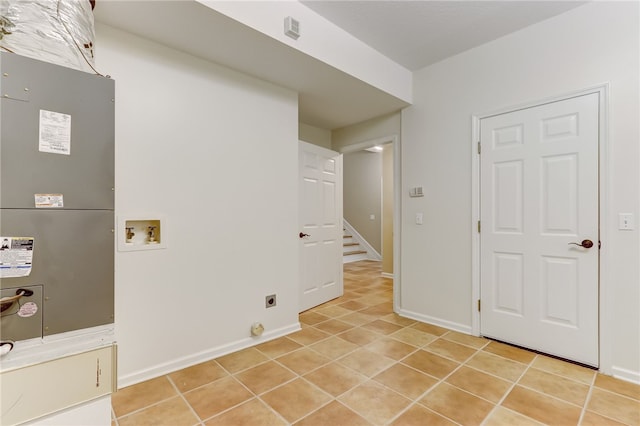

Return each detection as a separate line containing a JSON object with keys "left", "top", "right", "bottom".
{"left": 0, "top": 345, "right": 115, "bottom": 426}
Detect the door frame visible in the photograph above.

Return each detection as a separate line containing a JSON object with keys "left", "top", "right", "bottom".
{"left": 471, "top": 84, "right": 611, "bottom": 373}
{"left": 338, "top": 134, "right": 401, "bottom": 312}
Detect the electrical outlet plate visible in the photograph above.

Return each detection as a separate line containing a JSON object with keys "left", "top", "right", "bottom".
{"left": 265, "top": 294, "right": 277, "bottom": 308}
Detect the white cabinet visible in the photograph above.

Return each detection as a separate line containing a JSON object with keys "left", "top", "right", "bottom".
{"left": 0, "top": 345, "right": 116, "bottom": 426}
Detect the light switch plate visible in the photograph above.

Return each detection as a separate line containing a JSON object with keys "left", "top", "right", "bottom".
{"left": 409, "top": 187, "right": 424, "bottom": 197}
{"left": 619, "top": 213, "right": 635, "bottom": 230}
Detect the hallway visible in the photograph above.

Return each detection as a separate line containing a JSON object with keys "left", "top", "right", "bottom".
{"left": 111, "top": 261, "right": 639, "bottom": 425}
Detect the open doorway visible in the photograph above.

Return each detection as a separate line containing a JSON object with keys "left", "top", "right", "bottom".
{"left": 339, "top": 135, "right": 400, "bottom": 307}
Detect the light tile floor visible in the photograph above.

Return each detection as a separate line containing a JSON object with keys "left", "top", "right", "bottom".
{"left": 112, "top": 260, "right": 640, "bottom": 426}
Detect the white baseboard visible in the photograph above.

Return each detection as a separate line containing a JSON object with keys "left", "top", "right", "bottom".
{"left": 611, "top": 366, "right": 640, "bottom": 385}
{"left": 117, "top": 322, "right": 301, "bottom": 388}
{"left": 343, "top": 219, "right": 381, "bottom": 261}
{"left": 397, "top": 311, "right": 640, "bottom": 384}
{"left": 397, "top": 308, "right": 473, "bottom": 335}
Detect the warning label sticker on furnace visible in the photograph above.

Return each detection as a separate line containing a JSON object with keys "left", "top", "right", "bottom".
{"left": 0, "top": 237, "right": 34, "bottom": 278}
{"left": 35, "top": 194, "right": 64, "bottom": 208}
{"left": 18, "top": 302, "right": 38, "bottom": 318}
{"left": 39, "top": 109, "right": 71, "bottom": 155}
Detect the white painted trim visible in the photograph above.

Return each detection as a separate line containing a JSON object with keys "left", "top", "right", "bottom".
{"left": 343, "top": 219, "right": 381, "bottom": 261}
{"left": 337, "top": 136, "right": 395, "bottom": 155}
{"left": 611, "top": 366, "right": 640, "bottom": 385}
{"left": 392, "top": 135, "right": 401, "bottom": 311}
{"left": 117, "top": 322, "right": 301, "bottom": 388}
{"left": 1, "top": 325, "right": 115, "bottom": 372}
{"left": 471, "top": 84, "right": 610, "bottom": 371}
{"left": 381, "top": 272, "right": 394, "bottom": 279}
{"left": 471, "top": 115, "right": 481, "bottom": 337}
{"left": 397, "top": 308, "right": 473, "bottom": 335}
{"left": 597, "top": 84, "right": 612, "bottom": 376}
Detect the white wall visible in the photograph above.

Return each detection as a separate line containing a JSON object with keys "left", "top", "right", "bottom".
{"left": 95, "top": 23, "right": 300, "bottom": 386}
{"left": 202, "top": 0, "right": 412, "bottom": 103}
{"left": 401, "top": 2, "right": 639, "bottom": 381}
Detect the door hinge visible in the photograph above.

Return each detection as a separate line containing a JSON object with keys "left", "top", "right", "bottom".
{"left": 599, "top": 240, "right": 602, "bottom": 249}
{"left": 477, "top": 220, "right": 481, "bottom": 233}
{"left": 477, "top": 141, "right": 481, "bottom": 154}
{"left": 477, "top": 299, "right": 481, "bottom": 312}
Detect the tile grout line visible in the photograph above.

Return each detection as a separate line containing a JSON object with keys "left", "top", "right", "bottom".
{"left": 303, "top": 294, "right": 499, "bottom": 425}
{"left": 511, "top": 370, "right": 597, "bottom": 409}
{"left": 284, "top": 385, "right": 355, "bottom": 425}
{"left": 245, "top": 338, "right": 360, "bottom": 424}
{"left": 480, "top": 353, "right": 541, "bottom": 425}
{"left": 169, "top": 335, "right": 597, "bottom": 426}
{"left": 171, "top": 350, "right": 289, "bottom": 424}
{"left": 257, "top": 326, "right": 383, "bottom": 425}
{"left": 113, "top": 263, "right": 637, "bottom": 426}
{"left": 384, "top": 340, "right": 487, "bottom": 425}
{"left": 199, "top": 366, "right": 291, "bottom": 424}
{"left": 110, "top": 406, "right": 120, "bottom": 426}
{"left": 577, "top": 369, "right": 598, "bottom": 425}
{"left": 578, "top": 385, "right": 640, "bottom": 425}
{"left": 114, "top": 391, "right": 181, "bottom": 423}
{"left": 166, "top": 374, "right": 204, "bottom": 426}
{"left": 296, "top": 303, "right": 426, "bottom": 425}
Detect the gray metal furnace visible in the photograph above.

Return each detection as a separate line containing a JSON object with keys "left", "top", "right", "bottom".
{"left": 0, "top": 52, "right": 114, "bottom": 342}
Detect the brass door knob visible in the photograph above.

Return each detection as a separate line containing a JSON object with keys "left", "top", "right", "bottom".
{"left": 568, "top": 239, "right": 594, "bottom": 248}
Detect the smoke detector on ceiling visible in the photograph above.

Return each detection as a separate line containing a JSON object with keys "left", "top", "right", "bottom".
{"left": 284, "top": 16, "right": 300, "bottom": 40}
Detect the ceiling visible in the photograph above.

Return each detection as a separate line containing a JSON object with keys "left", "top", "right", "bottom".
{"left": 300, "top": 1, "right": 586, "bottom": 72}
{"left": 94, "top": 1, "right": 586, "bottom": 130}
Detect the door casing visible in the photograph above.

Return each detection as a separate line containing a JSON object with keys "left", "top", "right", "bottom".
{"left": 471, "top": 84, "right": 611, "bottom": 373}
{"left": 338, "top": 135, "right": 401, "bottom": 311}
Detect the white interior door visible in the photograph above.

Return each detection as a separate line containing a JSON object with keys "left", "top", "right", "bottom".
{"left": 480, "top": 93, "right": 599, "bottom": 366}
{"left": 299, "top": 141, "right": 343, "bottom": 312}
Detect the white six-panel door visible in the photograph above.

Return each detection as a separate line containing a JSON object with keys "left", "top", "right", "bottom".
{"left": 480, "top": 93, "right": 599, "bottom": 366}
{"left": 299, "top": 141, "right": 343, "bottom": 313}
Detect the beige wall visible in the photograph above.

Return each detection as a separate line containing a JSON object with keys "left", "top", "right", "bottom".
{"left": 332, "top": 112, "right": 400, "bottom": 152}
{"left": 299, "top": 123, "right": 332, "bottom": 149}
{"left": 343, "top": 151, "right": 382, "bottom": 252}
